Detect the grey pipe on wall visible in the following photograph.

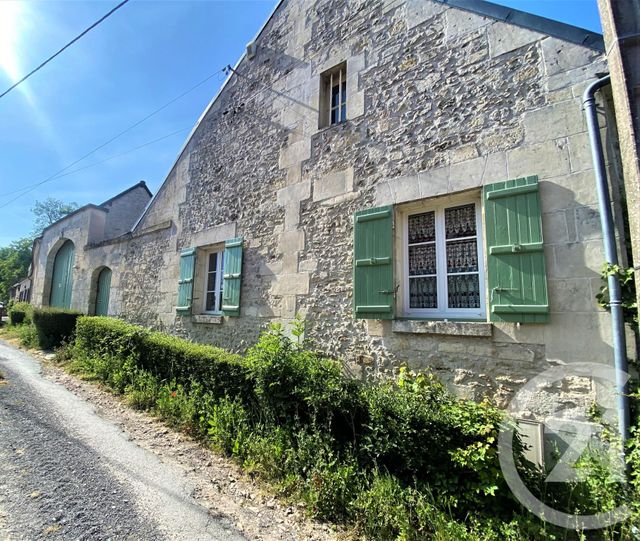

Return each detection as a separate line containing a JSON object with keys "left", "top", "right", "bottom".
{"left": 582, "top": 74, "right": 631, "bottom": 444}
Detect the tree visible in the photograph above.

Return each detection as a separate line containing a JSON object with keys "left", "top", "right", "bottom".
{"left": 31, "top": 197, "right": 78, "bottom": 237}
{"left": 0, "top": 198, "right": 78, "bottom": 303}
{"left": 0, "top": 238, "right": 32, "bottom": 303}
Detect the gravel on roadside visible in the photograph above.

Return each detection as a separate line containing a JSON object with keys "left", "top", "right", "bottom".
{"left": 33, "top": 347, "right": 340, "bottom": 541}
{"left": 0, "top": 351, "right": 162, "bottom": 540}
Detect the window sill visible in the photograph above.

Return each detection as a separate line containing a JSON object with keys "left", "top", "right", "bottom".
{"left": 316, "top": 119, "right": 349, "bottom": 134}
{"left": 192, "top": 314, "right": 223, "bottom": 325}
{"left": 392, "top": 319, "right": 492, "bottom": 337}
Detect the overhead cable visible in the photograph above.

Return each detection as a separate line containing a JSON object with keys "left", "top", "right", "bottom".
{"left": 0, "top": 0, "right": 131, "bottom": 100}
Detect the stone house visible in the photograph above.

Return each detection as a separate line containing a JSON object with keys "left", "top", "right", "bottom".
{"left": 9, "top": 276, "right": 31, "bottom": 303}
{"left": 30, "top": 0, "right": 637, "bottom": 448}
{"left": 30, "top": 182, "right": 151, "bottom": 315}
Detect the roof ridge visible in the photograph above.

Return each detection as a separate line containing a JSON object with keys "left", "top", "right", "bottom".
{"left": 100, "top": 180, "right": 152, "bottom": 207}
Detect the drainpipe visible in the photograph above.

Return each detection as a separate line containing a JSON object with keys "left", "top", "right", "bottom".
{"left": 582, "top": 74, "right": 630, "bottom": 444}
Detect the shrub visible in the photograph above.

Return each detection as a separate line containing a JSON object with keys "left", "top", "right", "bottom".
{"left": 74, "top": 316, "right": 249, "bottom": 398}
{"left": 125, "top": 368, "right": 159, "bottom": 410}
{"left": 155, "top": 382, "right": 198, "bottom": 431}
{"left": 32, "top": 307, "right": 82, "bottom": 350}
{"left": 352, "top": 472, "right": 414, "bottom": 540}
{"left": 358, "top": 370, "right": 512, "bottom": 514}
{"left": 244, "top": 324, "right": 361, "bottom": 436}
{"left": 18, "top": 323, "right": 38, "bottom": 348}
{"left": 207, "top": 396, "right": 251, "bottom": 456}
{"left": 301, "top": 452, "right": 362, "bottom": 521}
{"left": 8, "top": 301, "right": 31, "bottom": 326}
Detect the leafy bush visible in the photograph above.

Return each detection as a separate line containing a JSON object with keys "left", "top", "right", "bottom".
{"left": 32, "top": 307, "right": 81, "bottom": 349}
{"left": 125, "top": 368, "right": 159, "bottom": 410}
{"left": 18, "top": 323, "right": 38, "bottom": 348}
{"left": 75, "top": 316, "right": 248, "bottom": 397}
{"left": 8, "top": 301, "right": 31, "bottom": 326}
{"left": 358, "top": 369, "right": 512, "bottom": 514}
{"left": 155, "top": 382, "right": 198, "bottom": 432}
{"left": 597, "top": 263, "right": 638, "bottom": 327}
{"left": 207, "top": 396, "right": 251, "bottom": 455}
{"left": 244, "top": 323, "right": 362, "bottom": 439}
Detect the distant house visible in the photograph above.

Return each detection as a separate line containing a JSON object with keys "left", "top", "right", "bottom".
{"left": 28, "top": 0, "right": 637, "bottom": 453}
{"left": 10, "top": 276, "right": 31, "bottom": 303}
{"left": 30, "top": 182, "right": 151, "bottom": 315}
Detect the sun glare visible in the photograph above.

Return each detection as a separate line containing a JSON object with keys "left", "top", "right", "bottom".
{"left": 0, "top": 1, "right": 27, "bottom": 82}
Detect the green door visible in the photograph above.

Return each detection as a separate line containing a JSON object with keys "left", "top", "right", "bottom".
{"left": 95, "top": 267, "right": 112, "bottom": 316}
{"left": 49, "top": 240, "right": 75, "bottom": 309}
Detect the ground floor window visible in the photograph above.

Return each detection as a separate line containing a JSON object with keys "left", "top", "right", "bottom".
{"left": 203, "top": 250, "right": 224, "bottom": 314}
{"left": 403, "top": 200, "right": 485, "bottom": 319}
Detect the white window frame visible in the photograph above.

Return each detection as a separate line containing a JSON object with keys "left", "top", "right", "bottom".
{"left": 202, "top": 248, "right": 224, "bottom": 315}
{"left": 401, "top": 198, "right": 486, "bottom": 320}
{"left": 319, "top": 62, "right": 347, "bottom": 128}
{"left": 329, "top": 65, "right": 346, "bottom": 126}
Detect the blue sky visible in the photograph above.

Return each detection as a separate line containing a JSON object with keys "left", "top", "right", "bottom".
{"left": 0, "top": 0, "right": 602, "bottom": 246}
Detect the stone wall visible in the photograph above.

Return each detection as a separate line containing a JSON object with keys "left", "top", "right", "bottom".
{"left": 32, "top": 0, "right": 636, "bottom": 426}
{"left": 31, "top": 183, "right": 152, "bottom": 315}
{"left": 31, "top": 206, "right": 106, "bottom": 311}
{"left": 102, "top": 182, "right": 152, "bottom": 240}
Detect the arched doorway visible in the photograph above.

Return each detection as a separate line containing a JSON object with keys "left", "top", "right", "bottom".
{"left": 49, "top": 240, "right": 75, "bottom": 308}
{"left": 95, "top": 267, "right": 112, "bottom": 316}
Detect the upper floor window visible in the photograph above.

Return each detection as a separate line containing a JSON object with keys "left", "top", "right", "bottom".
{"left": 319, "top": 62, "right": 347, "bottom": 128}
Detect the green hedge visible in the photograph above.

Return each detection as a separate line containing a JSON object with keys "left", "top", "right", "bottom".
{"left": 72, "top": 317, "right": 517, "bottom": 515}
{"left": 32, "top": 307, "right": 82, "bottom": 349}
{"left": 74, "top": 316, "right": 248, "bottom": 397}
{"left": 8, "top": 301, "right": 31, "bottom": 326}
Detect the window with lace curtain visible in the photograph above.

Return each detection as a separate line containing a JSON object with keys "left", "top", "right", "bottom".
{"left": 403, "top": 200, "right": 486, "bottom": 319}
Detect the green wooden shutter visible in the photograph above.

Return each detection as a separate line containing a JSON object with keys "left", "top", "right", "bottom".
{"left": 176, "top": 248, "right": 196, "bottom": 314}
{"left": 222, "top": 237, "right": 243, "bottom": 317}
{"left": 353, "top": 205, "right": 394, "bottom": 319}
{"left": 484, "top": 176, "right": 549, "bottom": 323}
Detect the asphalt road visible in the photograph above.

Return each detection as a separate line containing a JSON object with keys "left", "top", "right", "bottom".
{"left": 0, "top": 340, "right": 246, "bottom": 541}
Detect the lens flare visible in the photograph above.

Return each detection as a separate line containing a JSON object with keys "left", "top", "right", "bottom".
{"left": 0, "top": 0, "right": 27, "bottom": 82}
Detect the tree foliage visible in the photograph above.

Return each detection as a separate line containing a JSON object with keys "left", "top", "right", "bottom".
{"left": 31, "top": 197, "right": 78, "bottom": 237}
{"left": 596, "top": 263, "right": 638, "bottom": 328}
{"left": 0, "top": 198, "right": 78, "bottom": 303}
{"left": 0, "top": 238, "right": 32, "bottom": 303}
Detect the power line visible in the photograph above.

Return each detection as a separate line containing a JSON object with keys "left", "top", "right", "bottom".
{"left": 0, "top": 0, "right": 395, "bottom": 210}
{"left": 0, "top": 127, "right": 190, "bottom": 202}
{"left": 0, "top": 67, "right": 226, "bottom": 205}
{"left": 0, "top": 0, "right": 131, "bottom": 101}
{"left": 0, "top": 61, "right": 317, "bottom": 205}
{"left": 224, "top": 64, "right": 317, "bottom": 137}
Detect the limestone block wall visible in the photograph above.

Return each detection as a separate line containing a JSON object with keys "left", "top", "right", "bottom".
{"left": 88, "top": 0, "right": 634, "bottom": 422}
{"left": 31, "top": 206, "right": 107, "bottom": 312}
{"left": 30, "top": 184, "right": 153, "bottom": 315}
{"left": 102, "top": 183, "right": 152, "bottom": 240}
